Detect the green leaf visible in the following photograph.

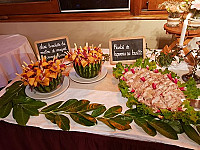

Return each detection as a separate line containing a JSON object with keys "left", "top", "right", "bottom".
{"left": 70, "top": 113, "right": 95, "bottom": 126}
{"left": 91, "top": 106, "right": 106, "bottom": 117}
{"left": 13, "top": 105, "right": 30, "bottom": 126}
{"left": 113, "top": 69, "right": 123, "bottom": 79}
{"left": 65, "top": 100, "right": 90, "bottom": 112}
{"left": 0, "top": 81, "right": 24, "bottom": 107}
{"left": 13, "top": 95, "right": 26, "bottom": 105}
{"left": 55, "top": 115, "right": 70, "bottom": 131}
{"left": 183, "top": 78, "right": 200, "bottom": 99}
{"left": 120, "top": 87, "right": 129, "bottom": 98}
{"left": 21, "top": 104, "right": 39, "bottom": 116}
{"left": 0, "top": 102, "right": 12, "bottom": 118}
{"left": 104, "top": 106, "right": 122, "bottom": 118}
{"left": 148, "top": 120, "right": 178, "bottom": 140}
{"left": 55, "top": 99, "right": 78, "bottom": 111}
{"left": 133, "top": 57, "right": 143, "bottom": 67}
{"left": 45, "top": 113, "right": 56, "bottom": 124}
{"left": 41, "top": 101, "right": 63, "bottom": 112}
{"left": 22, "top": 100, "right": 47, "bottom": 109}
{"left": 163, "top": 120, "right": 183, "bottom": 134}
{"left": 113, "top": 62, "right": 124, "bottom": 79}
{"left": 81, "top": 103, "right": 104, "bottom": 112}
{"left": 97, "top": 117, "right": 115, "bottom": 129}
{"left": 109, "top": 116, "right": 131, "bottom": 130}
{"left": 79, "top": 113, "right": 97, "bottom": 123}
{"left": 114, "top": 115, "right": 133, "bottom": 124}
{"left": 126, "top": 96, "right": 138, "bottom": 108}
{"left": 182, "top": 123, "right": 200, "bottom": 145}
{"left": 6, "top": 81, "right": 23, "bottom": 92}
{"left": 134, "top": 117, "right": 157, "bottom": 136}
{"left": 125, "top": 108, "right": 141, "bottom": 117}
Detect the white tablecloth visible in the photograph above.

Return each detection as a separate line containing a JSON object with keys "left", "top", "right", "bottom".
{"left": 0, "top": 47, "right": 199, "bottom": 149}
{"left": 0, "top": 58, "right": 199, "bottom": 149}
{"left": 0, "top": 34, "right": 37, "bottom": 88}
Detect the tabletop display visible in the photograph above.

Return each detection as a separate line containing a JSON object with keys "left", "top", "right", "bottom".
{"left": 3, "top": 3, "right": 200, "bottom": 147}
{"left": 3, "top": 1, "right": 200, "bottom": 148}
{"left": 0, "top": 49, "right": 200, "bottom": 149}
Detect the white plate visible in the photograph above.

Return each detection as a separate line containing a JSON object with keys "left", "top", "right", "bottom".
{"left": 25, "top": 77, "right": 70, "bottom": 100}
{"left": 69, "top": 66, "right": 107, "bottom": 84}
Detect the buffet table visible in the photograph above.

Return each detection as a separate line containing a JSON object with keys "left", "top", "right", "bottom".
{"left": 0, "top": 34, "right": 36, "bottom": 88}
{"left": 0, "top": 52, "right": 199, "bottom": 150}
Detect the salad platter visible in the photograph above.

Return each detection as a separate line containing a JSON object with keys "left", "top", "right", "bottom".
{"left": 113, "top": 58, "right": 200, "bottom": 145}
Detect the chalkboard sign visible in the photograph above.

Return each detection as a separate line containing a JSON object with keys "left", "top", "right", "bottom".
{"left": 109, "top": 37, "right": 145, "bottom": 64}
{"left": 34, "top": 36, "right": 71, "bottom": 61}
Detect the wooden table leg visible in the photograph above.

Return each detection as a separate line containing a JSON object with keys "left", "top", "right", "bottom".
{"left": 162, "top": 38, "right": 195, "bottom": 66}
{"left": 162, "top": 40, "right": 178, "bottom": 54}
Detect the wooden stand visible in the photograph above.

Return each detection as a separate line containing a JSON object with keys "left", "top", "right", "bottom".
{"left": 163, "top": 23, "right": 200, "bottom": 66}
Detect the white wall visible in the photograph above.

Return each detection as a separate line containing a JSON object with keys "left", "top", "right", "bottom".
{"left": 0, "top": 20, "right": 172, "bottom": 53}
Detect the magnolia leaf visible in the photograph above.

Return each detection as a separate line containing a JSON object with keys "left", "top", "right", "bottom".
{"left": 109, "top": 116, "right": 131, "bottom": 130}
{"left": 103, "top": 106, "right": 122, "bottom": 118}
{"left": 55, "top": 99, "right": 78, "bottom": 111}
{"left": 22, "top": 104, "right": 39, "bottom": 116}
{"left": 114, "top": 115, "right": 133, "bottom": 124}
{"left": 148, "top": 120, "right": 178, "bottom": 140}
{"left": 79, "top": 113, "right": 97, "bottom": 123}
{"left": 41, "top": 101, "right": 63, "bottom": 112}
{"left": 45, "top": 113, "right": 56, "bottom": 124}
{"left": 70, "top": 113, "right": 95, "bottom": 126}
{"left": 134, "top": 117, "right": 156, "bottom": 136}
{"left": 125, "top": 108, "right": 141, "bottom": 117}
{"left": 55, "top": 115, "right": 70, "bottom": 131}
{"left": 66, "top": 100, "right": 90, "bottom": 112}
{"left": 13, "top": 105, "right": 30, "bottom": 126}
{"left": 13, "top": 95, "right": 26, "bottom": 105}
{"left": 0, "top": 81, "right": 24, "bottom": 107}
{"left": 182, "top": 123, "right": 200, "bottom": 145}
{"left": 13, "top": 96, "right": 33, "bottom": 105}
{"left": 163, "top": 120, "right": 183, "bottom": 134}
{"left": 97, "top": 117, "right": 115, "bottom": 129}
{"left": 141, "top": 115, "right": 155, "bottom": 122}
{"left": 81, "top": 103, "right": 104, "bottom": 112}
{"left": 0, "top": 102, "right": 12, "bottom": 118}
{"left": 6, "top": 81, "right": 23, "bottom": 92}
{"left": 22, "top": 100, "right": 47, "bottom": 109}
{"left": 197, "top": 125, "right": 200, "bottom": 134}
{"left": 91, "top": 106, "right": 106, "bottom": 117}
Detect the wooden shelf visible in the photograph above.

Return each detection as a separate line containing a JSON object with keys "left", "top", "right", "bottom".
{"left": 0, "top": 12, "right": 168, "bottom": 22}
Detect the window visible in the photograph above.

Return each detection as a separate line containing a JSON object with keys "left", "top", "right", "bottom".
{"left": 59, "top": 0, "right": 130, "bottom": 12}
{"left": 0, "top": 0, "right": 171, "bottom": 22}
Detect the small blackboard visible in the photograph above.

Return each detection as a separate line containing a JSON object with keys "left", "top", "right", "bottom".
{"left": 109, "top": 37, "right": 146, "bottom": 64}
{"left": 34, "top": 36, "right": 71, "bottom": 61}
